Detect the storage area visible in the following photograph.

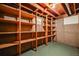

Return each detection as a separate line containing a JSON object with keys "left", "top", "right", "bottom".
{"left": 0, "top": 3, "right": 79, "bottom": 56}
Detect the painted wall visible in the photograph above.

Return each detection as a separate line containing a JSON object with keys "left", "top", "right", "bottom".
{"left": 56, "top": 15, "right": 79, "bottom": 47}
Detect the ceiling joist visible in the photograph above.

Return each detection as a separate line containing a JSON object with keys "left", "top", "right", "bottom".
{"left": 74, "top": 3, "right": 76, "bottom": 14}
{"left": 30, "top": 3, "right": 56, "bottom": 18}
{"left": 44, "top": 3, "right": 60, "bottom": 16}
{"left": 65, "top": 3, "right": 72, "bottom": 15}
{"left": 21, "top": 5, "right": 33, "bottom": 12}
{"left": 61, "top": 3, "right": 70, "bottom": 16}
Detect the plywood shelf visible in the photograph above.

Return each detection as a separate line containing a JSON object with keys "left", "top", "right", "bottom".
{"left": 0, "top": 41, "right": 19, "bottom": 49}
{"left": 0, "top": 31, "right": 46, "bottom": 35}
{"left": 21, "top": 38, "right": 36, "bottom": 44}
{"left": 21, "top": 31, "right": 45, "bottom": 33}
{"left": 21, "top": 22, "right": 35, "bottom": 25}
{"left": 21, "top": 31, "right": 37, "bottom": 33}
{"left": 0, "top": 4, "right": 34, "bottom": 19}
{"left": 0, "top": 32, "right": 18, "bottom": 34}
{"left": 37, "top": 36, "right": 46, "bottom": 40}
{"left": 53, "top": 32, "right": 56, "bottom": 36}
{"left": 37, "top": 31, "right": 45, "bottom": 32}
{"left": 51, "top": 30, "right": 56, "bottom": 32}
{"left": 0, "top": 18, "right": 34, "bottom": 26}
{"left": 47, "top": 35, "right": 53, "bottom": 37}
{"left": 0, "top": 18, "right": 19, "bottom": 24}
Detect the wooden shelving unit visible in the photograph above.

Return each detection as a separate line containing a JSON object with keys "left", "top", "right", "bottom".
{"left": 0, "top": 3, "right": 56, "bottom": 56}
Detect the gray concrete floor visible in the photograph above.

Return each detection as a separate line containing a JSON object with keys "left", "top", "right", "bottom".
{"left": 21, "top": 42, "right": 79, "bottom": 56}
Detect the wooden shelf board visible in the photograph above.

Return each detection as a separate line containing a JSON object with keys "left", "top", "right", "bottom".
{"left": 0, "top": 4, "right": 34, "bottom": 19}
{"left": 21, "top": 38, "right": 36, "bottom": 44}
{"left": 51, "top": 30, "right": 56, "bottom": 32}
{"left": 53, "top": 35, "right": 56, "bottom": 37}
{"left": 0, "top": 18, "right": 19, "bottom": 24}
{"left": 21, "top": 31, "right": 45, "bottom": 33}
{"left": 21, "top": 31, "right": 36, "bottom": 33}
{"left": 37, "top": 36, "right": 46, "bottom": 40}
{"left": 37, "top": 31, "right": 45, "bottom": 32}
{"left": 47, "top": 35, "right": 53, "bottom": 37}
{"left": 0, "top": 31, "right": 45, "bottom": 34}
{"left": 0, "top": 41, "right": 18, "bottom": 49}
{"left": 54, "top": 33, "right": 56, "bottom": 35}
{"left": 21, "top": 22, "right": 35, "bottom": 25}
{"left": 0, "top": 18, "right": 35, "bottom": 25}
{"left": 0, "top": 32, "right": 18, "bottom": 34}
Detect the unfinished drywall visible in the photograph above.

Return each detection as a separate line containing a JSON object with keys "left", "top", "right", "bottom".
{"left": 56, "top": 14, "right": 79, "bottom": 47}
{"left": 56, "top": 18, "right": 64, "bottom": 43}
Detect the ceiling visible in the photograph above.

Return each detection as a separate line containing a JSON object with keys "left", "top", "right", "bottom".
{"left": 2, "top": 3, "right": 79, "bottom": 20}
{"left": 22, "top": 3, "right": 79, "bottom": 19}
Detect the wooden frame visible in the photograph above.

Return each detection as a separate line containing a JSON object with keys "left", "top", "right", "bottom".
{"left": 0, "top": 3, "right": 56, "bottom": 55}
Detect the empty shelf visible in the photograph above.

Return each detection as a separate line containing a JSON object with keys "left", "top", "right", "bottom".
{"left": 0, "top": 41, "right": 19, "bottom": 49}
{"left": 21, "top": 22, "right": 35, "bottom": 25}
{"left": 21, "top": 31, "right": 34, "bottom": 33}
{"left": 21, "top": 38, "right": 36, "bottom": 44}
{"left": 0, "top": 18, "right": 19, "bottom": 24}
{"left": 0, "top": 4, "right": 34, "bottom": 19}
{"left": 37, "top": 36, "right": 46, "bottom": 40}
{"left": 48, "top": 35, "right": 53, "bottom": 37}
{"left": 0, "top": 18, "right": 35, "bottom": 25}
{"left": 0, "top": 32, "right": 18, "bottom": 34}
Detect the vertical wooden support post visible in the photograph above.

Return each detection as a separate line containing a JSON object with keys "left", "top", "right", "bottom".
{"left": 35, "top": 12, "right": 38, "bottom": 50}
{"left": 31, "top": 13, "right": 34, "bottom": 49}
{"left": 31, "top": 33, "right": 34, "bottom": 49}
{"left": 41, "top": 12, "right": 44, "bottom": 44}
{"left": 50, "top": 17, "right": 53, "bottom": 42}
{"left": 45, "top": 15, "right": 48, "bottom": 45}
{"left": 74, "top": 3, "right": 76, "bottom": 15}
{"left": 78, "top": 14, "right": 79, "bottom": 32}
{"left": 18, "top": 3, "right": 21, "bottom": 55}
{"left": 16, "top": 4, "right": 19, "bottom": 55}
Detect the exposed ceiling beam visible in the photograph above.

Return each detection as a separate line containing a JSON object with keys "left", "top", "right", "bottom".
{"left": 76, "top": 8, "right": 79, "bottom": 11}
{"left": 67, "top": 3, "right": 76, "bottom": 15}
{"left": 75, "top": 4, "right": 79, "bottom": 14}
{"left": 65, "top": 3, "right": 72, "bottom": 15}
{"left": 21, "top": 5, "right": 33, "bottom": 12}
{"left": 33, "top": 9, "right": 38, "bottom": 13}
{"left": 74, "top": 3, "right": 76, "bottom": 14}
{"left": 45, "top": 3, "right": 60, "bottom": 16}
{"left": 30, "top": 3, "right": 56, "bottom": 18}
{"left": 61, "top": 3, "right": 70, "bottom": 16}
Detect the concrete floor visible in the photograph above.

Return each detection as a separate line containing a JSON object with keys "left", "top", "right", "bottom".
{"left": 21, "top": 42, "right": 79, "bottom": 56}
